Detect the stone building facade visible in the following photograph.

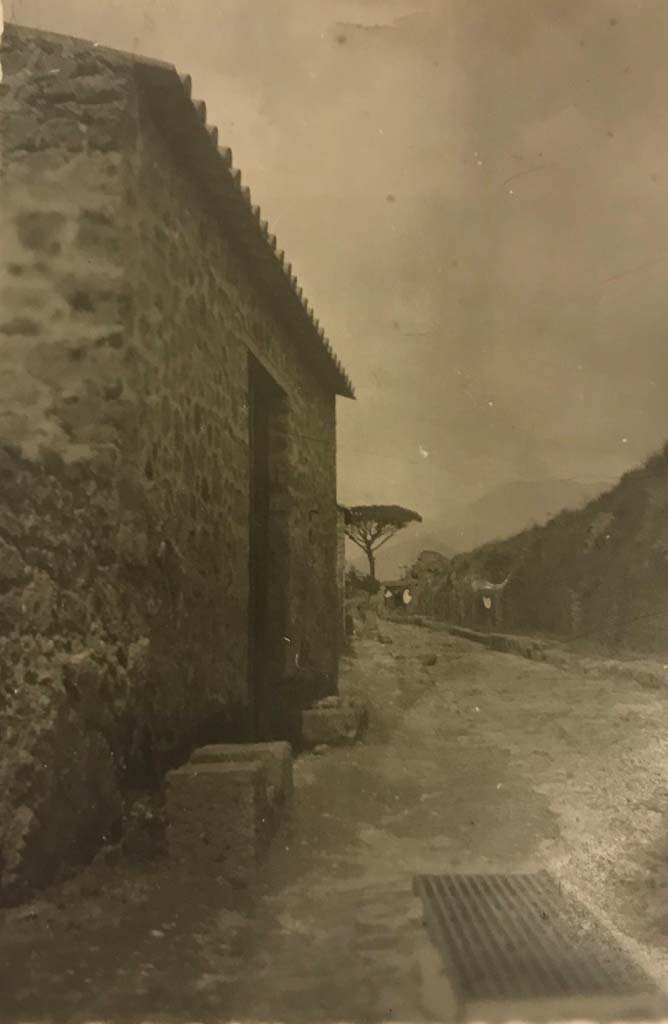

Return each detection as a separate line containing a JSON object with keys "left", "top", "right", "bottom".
{"left": 0, "top": 24, "right": 354, "bottom": 902}
{"left": 336, "top": 505, "right": 348, "bottom": 643}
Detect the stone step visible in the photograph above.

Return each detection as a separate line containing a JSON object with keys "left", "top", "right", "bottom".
{"left": 165, "top": 761, "right": 272, "bottom": 887}
{"left": 302, "top": 698, "right": 368, "bottom": 748}
{"left": 189, "top": 741, "right": 293, "bottom": 809}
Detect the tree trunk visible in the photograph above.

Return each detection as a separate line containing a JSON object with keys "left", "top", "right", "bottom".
{"left": 366, "top": 548, "right": 376, "bottom": 580}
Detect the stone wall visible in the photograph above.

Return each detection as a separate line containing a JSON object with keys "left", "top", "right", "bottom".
{"left": 130, "top": 70, "right": 339, "bottom": 706}
{"left": 0, "top": 25, "right": 142, "bottom": 904}
{"left": 336, "top": 507, "right": 347, "bottom": 645}
{"left": 0, "top": 24, "right": 341, "bottom": 902}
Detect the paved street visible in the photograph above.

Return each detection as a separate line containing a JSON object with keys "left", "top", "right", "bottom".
{"left": 3, "top": 620, "right": 668, "bottom": 1022}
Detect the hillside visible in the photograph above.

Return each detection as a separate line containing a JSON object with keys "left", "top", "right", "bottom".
{"left": 445, "top": 478, "right": 609, "bottom": 552}
{"left": 346, "top": 478, "right": 606, "bottom": 580}
{"left": 412, "top": 446, "right": 668, "bottom": 654}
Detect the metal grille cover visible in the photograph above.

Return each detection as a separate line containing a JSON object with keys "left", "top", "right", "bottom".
{"left": 413, "top": 870, "right": 665, "bottom": 1022}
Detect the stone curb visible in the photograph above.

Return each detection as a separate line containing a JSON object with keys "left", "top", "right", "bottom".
{"left": 393, "top": 616, "right": 668, "bottom": 691}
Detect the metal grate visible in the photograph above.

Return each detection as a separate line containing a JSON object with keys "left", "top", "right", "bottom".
{"left": 414, "top": 871, "right": 665, "bottom": 1022}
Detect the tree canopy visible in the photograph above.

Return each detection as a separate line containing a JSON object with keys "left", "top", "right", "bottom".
{"left": 344, "top": 504, "right": 422, "bottom": 579}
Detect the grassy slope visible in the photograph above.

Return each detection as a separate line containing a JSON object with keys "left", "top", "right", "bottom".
{"left": 414, "top": 445, "right": 668, "bottom": 654}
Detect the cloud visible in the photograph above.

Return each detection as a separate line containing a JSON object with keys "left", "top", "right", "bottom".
{"left": 11, "top": 0, "right": 668, "bottom": 516}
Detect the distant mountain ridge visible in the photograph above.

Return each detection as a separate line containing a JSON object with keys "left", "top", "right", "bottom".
{"left": 445, "top": 478, "right": 610, "bottom": 554}
{"left": 347, "top": 477, "right": 610, "bottom": 580}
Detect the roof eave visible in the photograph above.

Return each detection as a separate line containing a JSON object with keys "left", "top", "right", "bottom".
{"left": 133, "top": 58, "right": 355, "bottom": 399}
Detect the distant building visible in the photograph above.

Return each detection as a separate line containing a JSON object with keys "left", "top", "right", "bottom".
{"left": 0, "top": 23, "right": 354, "bottom": 901}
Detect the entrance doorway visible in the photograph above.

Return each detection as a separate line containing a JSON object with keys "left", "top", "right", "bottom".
{"left": 248, "top": 355, "right": 289, "bottom": 739}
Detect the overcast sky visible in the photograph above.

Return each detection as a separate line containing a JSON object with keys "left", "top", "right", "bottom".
{"left": 8, "top": 0, "right": 668, "bottom": 521}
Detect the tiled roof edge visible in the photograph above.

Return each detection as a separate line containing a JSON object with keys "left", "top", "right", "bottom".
{"left": 140, "top": 62, "right": 355, "bottom": 399}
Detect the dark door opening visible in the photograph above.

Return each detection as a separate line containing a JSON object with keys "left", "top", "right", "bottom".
{"left": 248, "top": 355, "right": 289, "bottom": 740}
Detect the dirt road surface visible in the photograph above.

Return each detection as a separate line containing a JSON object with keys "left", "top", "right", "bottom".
{"left": 3, "top": 620, "right": 668, "bottom": 1022}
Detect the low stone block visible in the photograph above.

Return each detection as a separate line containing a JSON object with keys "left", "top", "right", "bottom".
{"left": 165, "top": 762, "right": 271, "bottom": 884}
{"left": 489, "top": 633, "right": 548, "bottom": 660}
{"left": 450, "top": 625, "right": 490, "bottom": 645}
{"left": 189, "top": 742, "right": 293, "bottom": 806}
{"left": 302, "top": 702, "right": 368, "bottom": 748}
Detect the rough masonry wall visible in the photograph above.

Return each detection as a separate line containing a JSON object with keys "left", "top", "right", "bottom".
{"left": 132, "top": 87, "right": 340, "bottom": 691}
{"left": 0, "top": 27, "right": 144, "bottom": 903}
{"left": 0, "top": 25, "right": 340, "bottom": 902}
{"left": 337, "top": 508, "right": 347, "bottom": 644}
